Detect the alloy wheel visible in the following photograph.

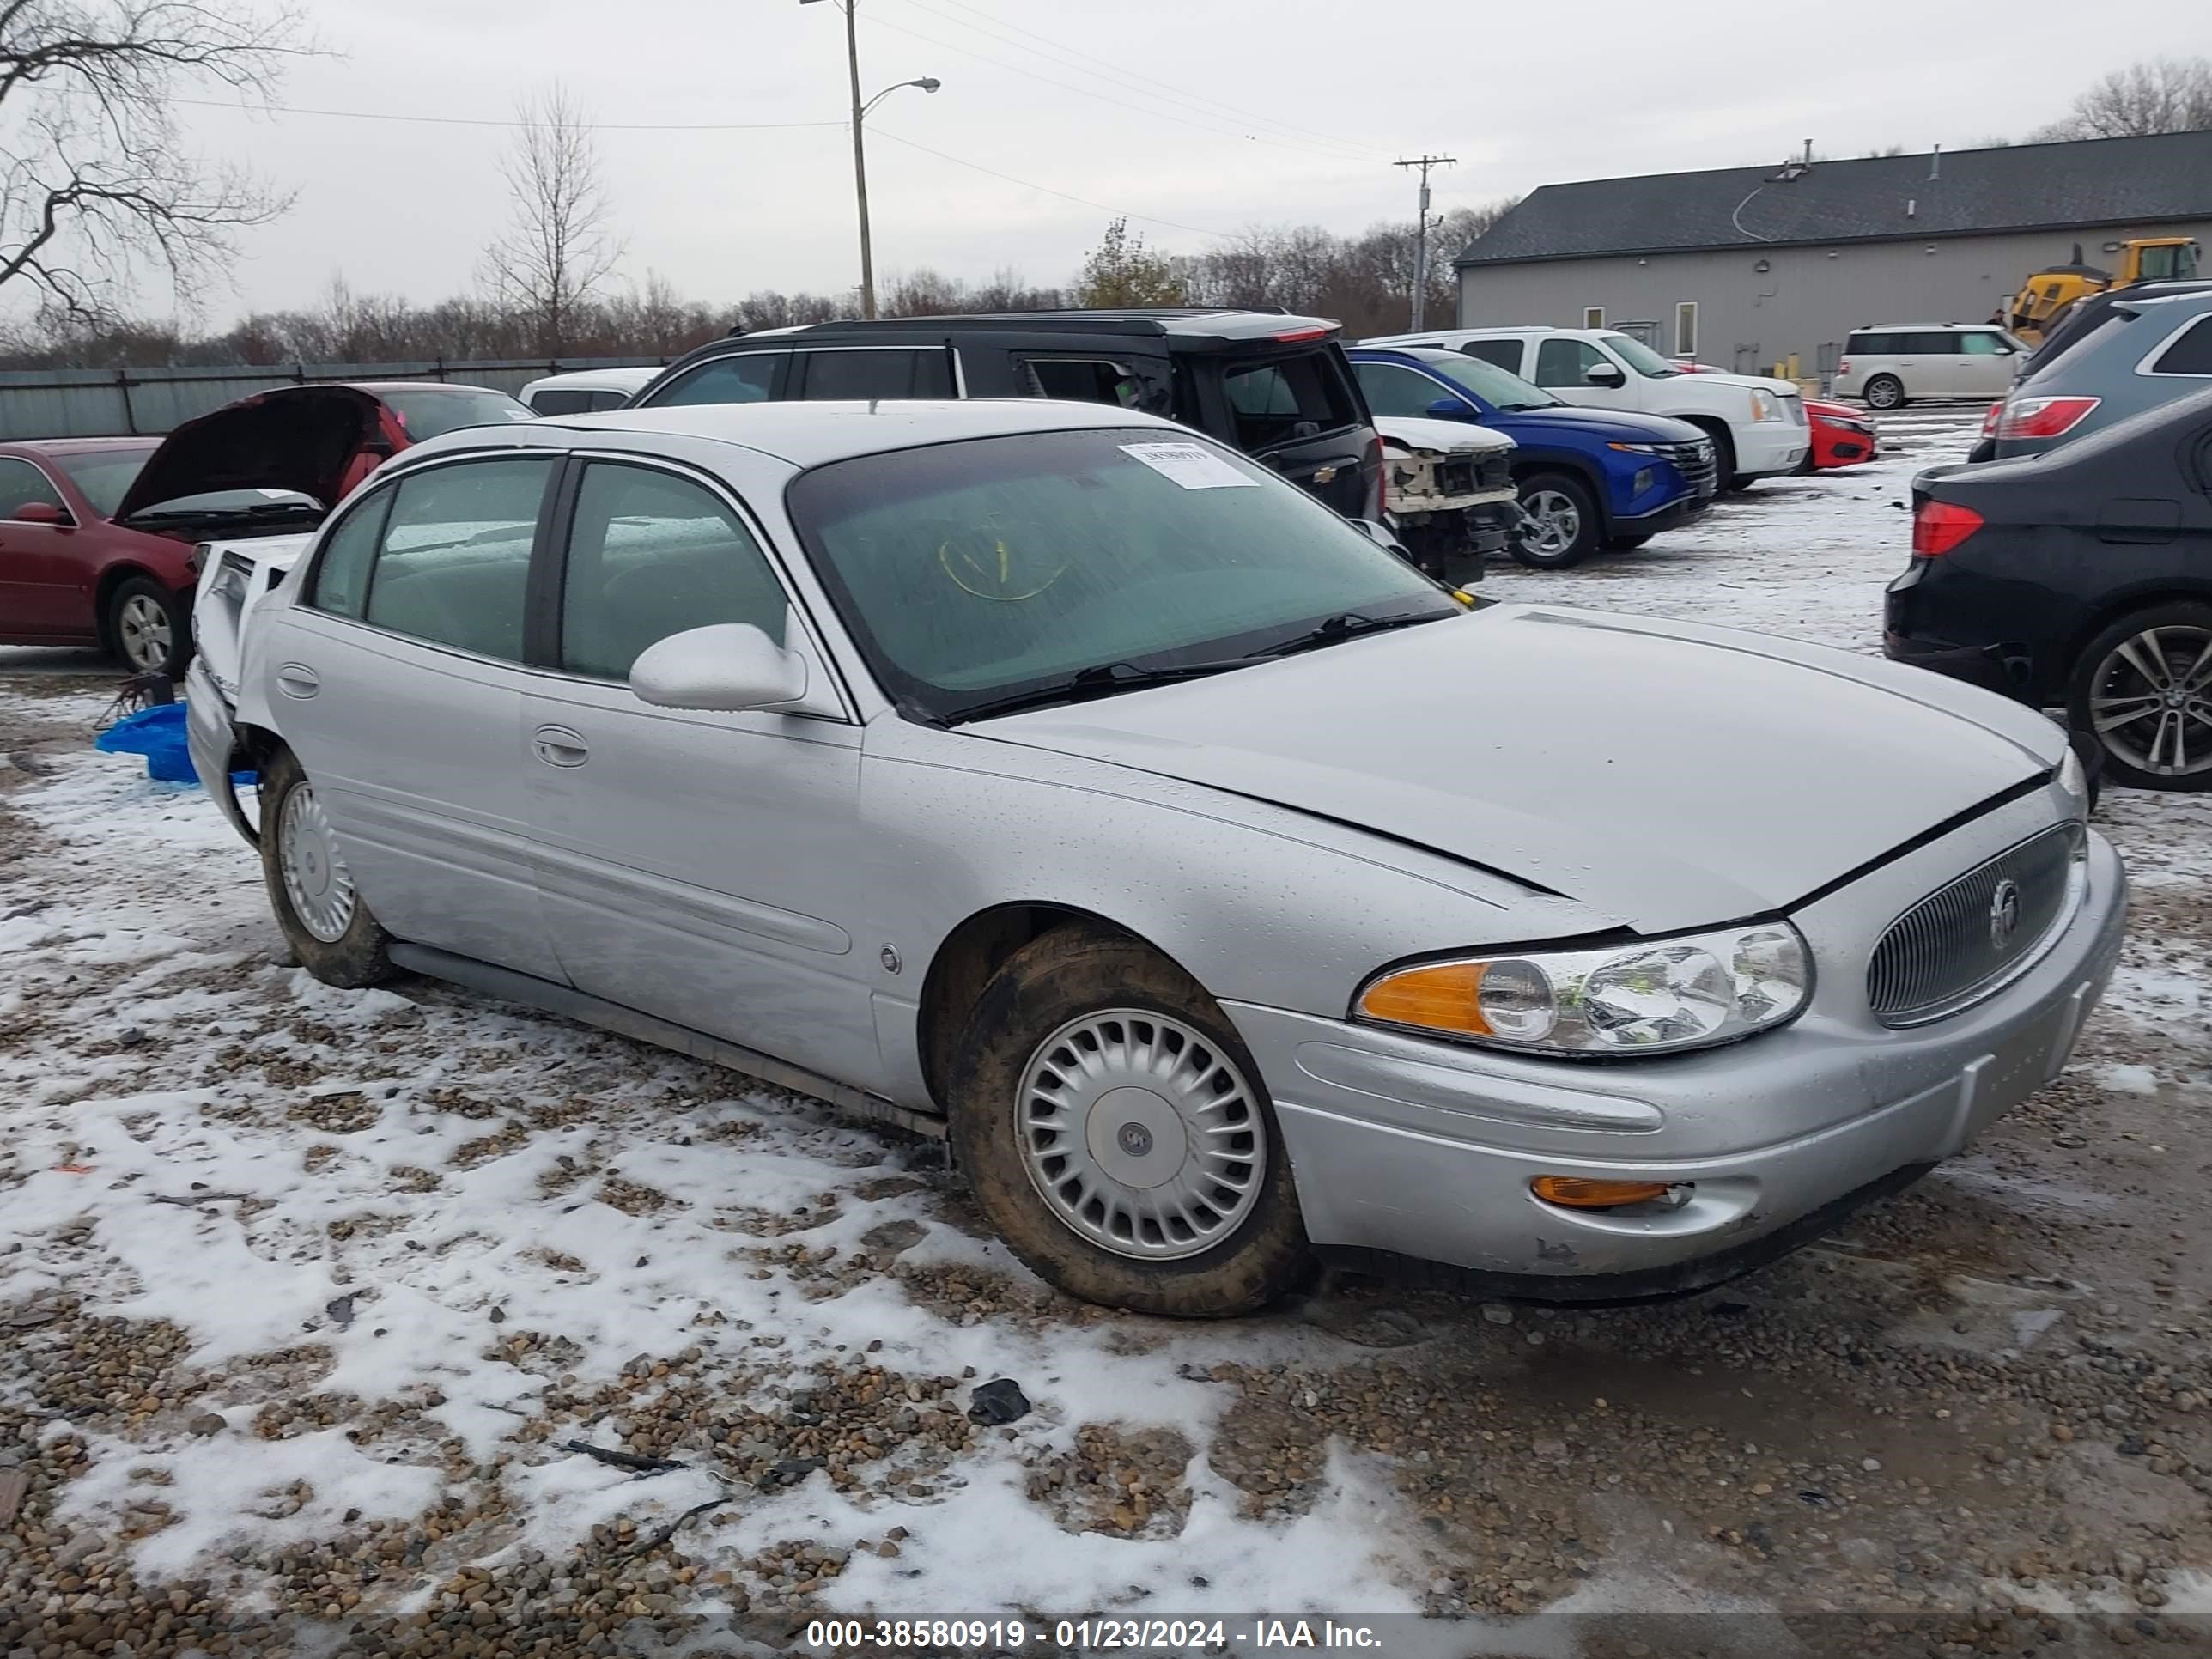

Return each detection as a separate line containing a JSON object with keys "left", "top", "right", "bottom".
{"left": 278, "top": 782, "right": 359, "bottom": 942}
{"left": 1015, "top": 1009, "right": 1266, "bottom": 1261}
{"left": 116, "top": 593, "right": 173, "bottom": 672}
{"left": 2087, "top": 624, "right": 2212, "bottom": 780}
{"left": 1521, "top": 489, "right": 1581, "bottom": 557}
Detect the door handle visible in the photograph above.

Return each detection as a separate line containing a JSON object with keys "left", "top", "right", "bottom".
{"left": 276, "top": 664, "right": 319, "bottom": 699}
{"left": 532, "top": 725, "right": 589, "bottom": 767}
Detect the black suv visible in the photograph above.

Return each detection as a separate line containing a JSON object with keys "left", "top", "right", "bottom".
{"left": 628, "top": 309, "right": 1386, "bottom": 521}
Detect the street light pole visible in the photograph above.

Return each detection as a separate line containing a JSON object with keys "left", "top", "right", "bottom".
{"left": 802, "top": 0, "right": 939, "bottom": 321}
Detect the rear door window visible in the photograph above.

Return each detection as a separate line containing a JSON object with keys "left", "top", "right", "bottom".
{"left": 1458, "top": 339, "right": 1525, "bottom": 371}
{"left": 1221, "top": 350, "right": 1358, "bottom": 450}
{"left": 2148, "top": 316, "right": 2212, "bottom": 376}
{"left": 796, "top": 349, "right": 955, "bottom": 400}
{"left": 643, "top": 352, "right": 787, "bottom": 407}
{"left": 1018, "top": 356, "right": 1140, "bottom": 407}
{"left": 359, "top": 457, "right": 554, "bottom": 662}
{"left": 1906, "top": 332, "right": 1960, "bottom": 355}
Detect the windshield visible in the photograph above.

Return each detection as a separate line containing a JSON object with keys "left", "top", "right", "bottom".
{"left": 2138, "top": 243, "right": 2200, "bottom": 282}
{"left": 787, "top": 428, "right": 1457, "bottom": 724}
{"left": 53, "top": 447, "right": 155, "bottom": 518}
{"left": 382, "top": 387, "right": 537, "bottom": 441}
{"left": 1601, "top": 333, "right": 1682, "bottom": 378}
{"left": 1415, "top": 353, "right": 1559, "bottom": 411}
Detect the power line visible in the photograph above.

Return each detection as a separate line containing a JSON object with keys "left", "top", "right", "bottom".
{"left": 159, "top": 93, "right": 848, "bottom": 131}
{"left": 857, "top": 9, "right": 1383, "bottom": 165}
{"left": 879, "top": 0, "right": 1392, "bottom": 162}
{"left": 871, "top": 127, "right": 1230, "bottom": 240}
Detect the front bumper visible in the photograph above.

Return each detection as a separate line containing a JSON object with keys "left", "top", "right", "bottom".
{"left": 1227, "top": 824, "right": 2125, "bottom": 1298}
{"left": 184, "top": 656, "right": 256, "bottom": 846}
{"left": 1734, "top": 422, "right": 1809, "bottom": 479}
{"left": 1613, "top": 492, "right": 1711, "bottom": 535}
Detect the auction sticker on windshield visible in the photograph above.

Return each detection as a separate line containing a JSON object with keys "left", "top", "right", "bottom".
{"left": 1119, "top": 441, "right": 1258, "bottom": 489}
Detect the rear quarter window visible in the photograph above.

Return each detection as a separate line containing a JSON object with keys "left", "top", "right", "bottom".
{"left": 2148, "top": 315, "right": 2212, "bottom": 376}
{"left": 1221, "top": 351, "right": 1360, "bottom": 450}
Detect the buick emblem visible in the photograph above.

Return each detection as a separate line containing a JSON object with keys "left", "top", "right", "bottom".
{"left": 1989, "top": 878, "right": 2023, "bottom": 949}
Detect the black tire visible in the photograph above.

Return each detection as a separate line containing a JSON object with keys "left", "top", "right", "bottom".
{"left": 1601, "top": 532, "right": 1655, "bottom": 551}
{"left": 258, "top": 746, "right": 397, "bottom": 985}
{"left": 945, "top": 924, "right": 1311, "bottom": 1317}
{"left": 1863, "top": 374, "right": 1905, "bottom": 411}
{"left": 104, "top": 575, "right": 191, "bottom": 677}
{"left": 1687, "top": 422, "right": 1738, "bottom": 494}
{"left": 1510, "top": 471, "right": 1600, "bottom": 569}
{"left": 2066, "top": 604, "right": 2212, "bottom": 793}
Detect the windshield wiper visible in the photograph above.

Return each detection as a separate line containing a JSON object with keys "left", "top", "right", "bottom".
{"left": 947, "top": 657, "right": 1250, "bottom": 725}
{"left": 1255, "top": 610, "right": 1450, "bottom": 659}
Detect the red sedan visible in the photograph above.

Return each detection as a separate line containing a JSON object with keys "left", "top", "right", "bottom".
{"left": 1670, "top": 362, "right": 1879, "bottom": 473}
{"left": 0, "top": 380, "right": 532, "bottom": 675}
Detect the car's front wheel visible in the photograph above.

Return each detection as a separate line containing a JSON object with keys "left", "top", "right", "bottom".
{"left": 947, "top": 925, "right": 1310, "bottom": 1316}
{"left": 259, "top": 745, "right": 397, "bottom": 984}
{"left": 105, "top": 576, "right": 191, "bottom": 677}
{"left": 2068, "top": 604, "right": 2212, "bottom": 792}
{"left": 1510, "top": 472, "right": 1599, "bottom": 568}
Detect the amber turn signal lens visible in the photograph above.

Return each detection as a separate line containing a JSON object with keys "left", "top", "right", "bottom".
{"left": 1529, "top": 1176, "right": 1674, "bottom": 1209}
{"left": 1357, "top": 961, "right": 1490, "bottom": 1035}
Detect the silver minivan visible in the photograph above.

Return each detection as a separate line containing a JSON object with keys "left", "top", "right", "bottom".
{"left": 1833, "top": 324, "right": 2028, "bottom": 409}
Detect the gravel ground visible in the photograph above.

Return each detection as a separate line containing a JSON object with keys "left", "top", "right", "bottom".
{"left": 3, "top": 409, "right": 2209, "bottom": 1658}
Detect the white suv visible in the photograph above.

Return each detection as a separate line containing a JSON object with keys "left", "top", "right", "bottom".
{"left": 1831, "top": 325, "right": 2026, "bottom": 410}
{"left": 1362, "top": 325, "right": 1807, "bottom": 487}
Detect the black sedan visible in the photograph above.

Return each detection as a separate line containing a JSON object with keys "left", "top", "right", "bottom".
{"left": 1885, "top": 384, "right": 2212, "bottom": 791}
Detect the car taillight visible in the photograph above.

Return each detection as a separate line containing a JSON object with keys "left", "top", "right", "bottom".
{"left": 1273, "top": 325, "right": 1330, "bottom": 343}
{"left": 1912, "top": 500, "right": 1984, "bottom": 556}
{"left": 1995, "top": 395, "right": 2099, "bottom": 441}
{"left": 1837, "top": 357, "right": 1851, "bottom": 374}
{"left": 1981, "top": 400, "right": 2002, "bottom": 437}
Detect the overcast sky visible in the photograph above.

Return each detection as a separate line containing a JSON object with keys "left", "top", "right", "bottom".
{"left": 159, "top": 0, "right": 2210, "bottom": 323}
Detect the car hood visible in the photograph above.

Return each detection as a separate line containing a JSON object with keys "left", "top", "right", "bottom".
{"left": 115, "top": 386, "right": 387, "bottom": 521}
{"left": 1374, "top": 415, "right": 1515, "bottom": 456}
{"left": 1805, "top": 399, "right": 1864, "bottom": 423}
{"left": 1688, "top": 369, "right": 1801, "bottom": 397}
{"left": 1490, "top": 405, "right": 1707, "bottom": 445}
{"left": 976, "top": 605, "right": 2064, "bottom": 934}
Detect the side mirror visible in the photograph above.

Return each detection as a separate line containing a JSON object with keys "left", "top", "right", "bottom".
{"left": 14, "top": 500, "right": 70, "bottom": 526}
{"left": 1425, "top": 397, "right": 1474, "bottom": 421}
{"left": 1583, "top": 363, "right": 1627, "bottom": 388}
{"left": 629, "top": 623, "right": 808, "bottom": 712}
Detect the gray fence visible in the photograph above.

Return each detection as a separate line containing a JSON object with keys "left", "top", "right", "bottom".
{"left": 0, "top": 356, "right": 671, "bottom": 441}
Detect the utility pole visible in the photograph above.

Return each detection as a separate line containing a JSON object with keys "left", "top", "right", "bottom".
{"left": 839, "top": 0, "right": 874, "bottom": 319}
{"left": 1395, "top": 155, "right": 1455, "bottom": 331}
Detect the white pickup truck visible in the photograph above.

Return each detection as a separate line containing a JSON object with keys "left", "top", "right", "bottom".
{"left": 1361, "top": 325, "right": 1808, "bottom": 489}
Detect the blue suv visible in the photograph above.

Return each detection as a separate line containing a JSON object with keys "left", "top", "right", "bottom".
{"left": 1347, "top": 346, "right": 1717, "bottom": 568}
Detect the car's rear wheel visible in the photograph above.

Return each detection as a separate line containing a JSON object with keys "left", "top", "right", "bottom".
{"left": 259, "top": 745, "right": 397, "bottom": 984}
{"left": 1863, "top": 374, "right": 1906, "bottom": 410}
{"left": 1510, "top": 472, "right": 1599, "bottom": 568}
{"left": 946, "top": 924, "right": 1310, "bottom": 1316}
{"left": 2067, "top": 604, "right": 2212, "bottom": 792}
{"left": 105, "top": 576, "right": 190, "bottom": 677}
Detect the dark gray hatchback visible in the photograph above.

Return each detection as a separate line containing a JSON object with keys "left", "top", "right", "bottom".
{"left": 627, "top": 309, "right": 1386, "bottom": 521}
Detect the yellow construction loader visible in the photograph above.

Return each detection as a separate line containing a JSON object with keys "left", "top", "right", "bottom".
{"left": 2002, "top": 237, "right": 2201, "bottom": 346}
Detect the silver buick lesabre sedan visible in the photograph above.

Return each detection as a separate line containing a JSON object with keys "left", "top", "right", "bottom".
{"left": 188, "top": 399, "right": 2126, "bottom": 1317}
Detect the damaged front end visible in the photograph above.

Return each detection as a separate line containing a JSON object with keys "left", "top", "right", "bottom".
{"left": 1373, "top": 417, "right": 1520, "bottom": 581}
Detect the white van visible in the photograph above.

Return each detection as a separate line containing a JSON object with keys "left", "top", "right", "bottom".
{"left": 1830, "top": 325, "right": 2027, "bottom": 410}
{"left": 1360, "top": 325, "right": 1807, "bottom": 488}
{"left": 517, "top": 365, "right": 664, "bottom": 415}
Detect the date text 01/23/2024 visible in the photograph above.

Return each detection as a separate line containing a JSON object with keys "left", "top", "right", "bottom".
{"left": 804, "top": 1618, "right": 1386, "bottom": 1651}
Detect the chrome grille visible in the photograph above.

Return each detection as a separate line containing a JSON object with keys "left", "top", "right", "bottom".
{"left": 1867, "top": 823, "right": 2085, "bottom": 1026}
{"left": 1652, "top": 438, "right": 1719, "bottom": 498}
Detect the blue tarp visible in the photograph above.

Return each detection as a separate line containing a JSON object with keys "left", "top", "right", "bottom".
{"left": 94, "top": 703, "right": 256, "bottom": 788}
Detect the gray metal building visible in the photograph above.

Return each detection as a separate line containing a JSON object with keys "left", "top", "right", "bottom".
{"left": 1454, "top": 131, "right": 2212, "bottom": 379}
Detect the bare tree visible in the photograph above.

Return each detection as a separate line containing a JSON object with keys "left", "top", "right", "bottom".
{"left": 480, "top": 83, "right": 623, "bottom": 356}
{"left": 0, "top": 1, "right": 304, "bottom": 325}
{"left": 2033, "top": 56, "right": 2212, "bottom": 140}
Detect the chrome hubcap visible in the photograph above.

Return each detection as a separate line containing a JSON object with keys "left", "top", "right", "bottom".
{"left": 1522, "top": 489, "right": 1581, "bottom": 556}
{"left": 278, "top": 782, "right": 357, "bottom": 942}
{"left": 1016, "top": 1010, "right": 1265, "bottom": 1261}
{"left": 116, "top": 594, "right": 172, "bottom": 670}
{"left": 2090, "top": 625, "right": 2212, "bottom": 777}
{"left": 1868, "top": 380, "right": 1901, "bottom": 408}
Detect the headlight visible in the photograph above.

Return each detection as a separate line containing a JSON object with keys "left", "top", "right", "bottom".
{"left": 1356, "top": 921, "right": 1812, "bottom": 1056}
{"left": 2057, "top": 745, "right": 2088, "bottom": 814}
{"left": 1607, "top": 442, "right": 1662, "bottom": 454}
{"left": 1748, "top": 390, "right": 1782, "bottom": 422}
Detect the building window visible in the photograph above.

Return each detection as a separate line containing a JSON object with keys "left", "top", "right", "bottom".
{"left": 1675, "top": 302, "right": 1698, "bottom": 359}
{"left": 1583, "top": 307, "right": 1605, "bottom": 329}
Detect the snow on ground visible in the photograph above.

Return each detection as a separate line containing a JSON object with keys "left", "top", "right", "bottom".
{"left": 4, "top": 405, "right": 2211, "bottom": 1656}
